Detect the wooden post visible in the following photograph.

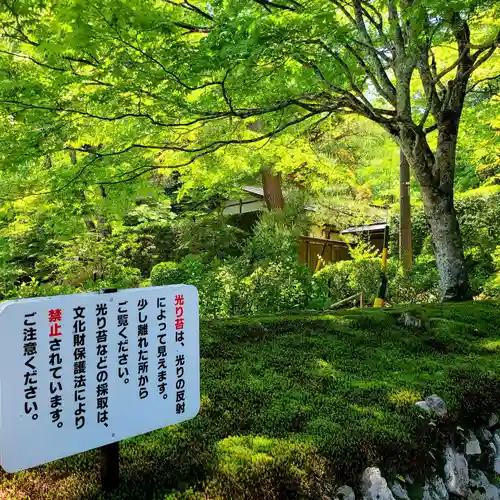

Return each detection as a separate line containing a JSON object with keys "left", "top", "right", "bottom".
{"left": 99, "top": 288, "right": 119, "bottom": 492}
{"left": 100, "top": 442, "right": 119, "bottom": 492}
{"left": 399, "top": 150, "right": 412, "bottom": 272}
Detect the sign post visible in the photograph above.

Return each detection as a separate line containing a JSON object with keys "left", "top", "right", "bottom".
{"left": 100, "top": 441, "right": 119, "bottom": 491}
{"left": 0, "top": 285, "right": 200, "bottom": 488}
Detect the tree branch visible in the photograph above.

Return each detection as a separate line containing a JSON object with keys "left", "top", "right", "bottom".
{"left": 252, "top": 0, "right": 298, "bottom": 11}
{"left": 69, "top": 111, "right": 328, "bottom": 164}
{"left": 165, "top": 0, "right": 214, "bottom": 21}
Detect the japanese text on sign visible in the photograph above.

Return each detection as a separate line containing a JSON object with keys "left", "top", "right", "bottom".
{"left": 0, "top": 285, "right": 199, "bottom": 473}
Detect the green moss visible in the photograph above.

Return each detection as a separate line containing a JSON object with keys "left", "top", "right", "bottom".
{"left": 2, "top": 302, "right": 500, "bottom": 498}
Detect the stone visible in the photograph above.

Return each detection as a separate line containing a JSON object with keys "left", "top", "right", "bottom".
{"left": 425, "top": 395, "right": 447, "bottom": 418}
{"left": 415, "top": 396, "right": 447, "bottom": 418}
{"left": 493, "top": 432, "right": 500, "bottom": 474}
{"left": 469, "top": 473, "right": 500, "bottom": 500}
{"left": 361, "top": 467, "right": 395, "bottom": 500}
{"left": 495, "top": 456, "right": 500, "bottom": 475}
{"left": 415, "top": 401, "right": 431, "bottom": 413}
{"left": 399, "top": 312, "right": 423, "bottom": 329}
{"left": 390, "top": 481, "right": 410, "bottom": 500}
{"left": 443, "top": 445, "right": 469, "bottom": 496}
{"left": 466, "top": 432, "right": 482, "bottom": 456}
{"left": 404, "top": 474, "right": 414, "bottom": 485}
{"left": 485, "top": 485, "right": 500, "bottom": 500}
{"left": 478, "top": 428, "right": 493, "bottom": 443}
{"left": 487, "top": 442, "right": 497, "bottom": 471}
{"left": 470, "top": 470, "right": 490, "bottom": 490}
{"left": 423, "top": 476, "right": 449, "bottom": 500}
{"left": 470, "top": 491, "right": 488, "bottom": 500}
{"left": 489, "top": 414, "right": 499, "bottom": 429}
{"left": 337, "top": 485, "right": 355, "bottom": 500}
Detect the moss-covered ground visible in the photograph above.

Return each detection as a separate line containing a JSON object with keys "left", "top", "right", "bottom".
{"left": 2, "top": 302, "right": 500, "bottom": 499}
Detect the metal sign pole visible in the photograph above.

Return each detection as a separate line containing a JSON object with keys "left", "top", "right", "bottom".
{"left": 99, "top": 288, "right": 119, "bottom": 492}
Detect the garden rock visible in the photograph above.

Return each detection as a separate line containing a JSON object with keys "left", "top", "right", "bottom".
{"left": 470, "top": 490, "right": 488, "bottom": 500}
{"left": 470, "top": 470, "right": 490, "bottom": 490}
{"left": 391, "top": 481, "right": 410, "bottom": 500}
{"left": 493, "top": 432, "right": 500, "bottom": 474}
{"left": 399, "top": 312, "right": 423, "bottom": 329}
{"left": 423, "top": 476, "right": 449, "bottom": 500}
{"left": 415, "top": 395, "right": 447, "bottom": 418}
{"left": 466, "top": 432, "right": 482, "bottom": 456}
{"left": 443, "top": 445, "right": 469, "bottom": 496}
{"left": 361, "top": 467, "right": 395, "bottom": 500}
{"left": 337, "top": 485, "right": 355, "bottom": 500}
{"left": 478, "top": 428, "right": 493, "bottom": 443}
{"left": 489, "top": 414, "right": 499, "bottom": 429}
{"left": 487, "top": 442, "right": 497, "bottom": 471}
{"left": 469, "top": 486, "right": 500, "bottom": 500}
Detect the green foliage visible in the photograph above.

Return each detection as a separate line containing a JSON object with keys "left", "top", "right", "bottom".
{"left": 482, "top": 246, "right": 500, "bottom": 300}
{"left": 172, "top": 215, "right": 247, "bottom": 262}
{"left": 240, "top": 261, "right": 323, "bottom": 314}
{"left": 390, "top": 187, "right": 500, "bottom": 297}
{"left": 315, "top": 258, "right": 380, "bottom": 305}
{"left": 203, "top": 436, "right": 333, "bottom": 499}
{"left": 315, "top": 242, "right": 381, "bottom": 304}
{"left": 151, "top": 261, "right": 186, "bottom": 287}
{"left": 388, "top": 257, "right": 440, "bottom": 305}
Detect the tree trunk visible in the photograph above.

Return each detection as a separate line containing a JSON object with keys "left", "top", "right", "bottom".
{"left": 420, "top": 184, "right": 471, "bottom": 301}
{"left": 399, "top": 150, "right": 412, "bottom": 272}
{"left": 261, "top": 167, "right": 285, "bottom": 210}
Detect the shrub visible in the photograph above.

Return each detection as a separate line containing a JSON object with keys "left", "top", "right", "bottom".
{"left": 481, "top": 246, "right": 500, "bottom": 300}
{"left": 315, "top": 258, "right": 380, "bottom": 305}
{"left": 388, "top": 256, "right": 440, "bottom": 304}
{"left": 390, "top": 186, "right": 500, "bottom": 259}
{"left": 243, "top": 209, "right": 308, "bottom": 265}
{"left": 238, "top": 261, "right": 325, "bottom": 314}
{"left": 151, "top": 261, "right": 186, "bottom": 286}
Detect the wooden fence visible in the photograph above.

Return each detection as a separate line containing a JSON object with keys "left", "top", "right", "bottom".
{"left": 298, "top": 236, "right": 351, "bottom": 271}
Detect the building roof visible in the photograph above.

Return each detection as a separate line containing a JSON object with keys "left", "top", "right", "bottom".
{"left": 240, "top": 186, "right": 316, "bottom": 211}
{"left": 341, "top": 222, "right": 388, "bottom": 234}
{"left": 241, "top": 185, "right": 265, "bottom": 197}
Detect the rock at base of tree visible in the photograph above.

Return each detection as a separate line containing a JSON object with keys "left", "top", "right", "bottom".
{"left": 469, "top": 470, "right": 500, "bottom": 500}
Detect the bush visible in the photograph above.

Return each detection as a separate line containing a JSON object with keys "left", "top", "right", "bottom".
{"left": 388, "top": 256, "right": 440, "bottom": 304}
{"left": 150, "top": 261, "right": 185, "bottom": 286}
{"left": 150, "top": 257, "right": 325, "bottom": 318}
{"left": 390, "top": 186, "right": 500, "bottom": 259}
{"left": 238, "top": 261, "right": 325, "bottom": 314}
{"left": 315, "top": 258, "right": 380, "bottom": 305}
{"left": 481, "top": 246, "right": 500, "bottom": 300}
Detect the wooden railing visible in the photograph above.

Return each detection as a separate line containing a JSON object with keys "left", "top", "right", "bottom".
{"left": 298, "top": 236, "right": 351, "bottom": 272}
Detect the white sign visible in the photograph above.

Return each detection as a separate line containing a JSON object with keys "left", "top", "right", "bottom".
{"left": 0, "top": 285, "right": 199, "bottom": 473}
